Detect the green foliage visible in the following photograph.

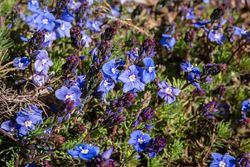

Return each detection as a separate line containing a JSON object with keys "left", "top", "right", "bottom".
{"left": 168, "top": 139, "right": 185, "bottom": 162}
{"left": 217, "top": 122, "right": 232, "bottom": 139}
{"left": 0, "top": 0, "right": 15, "bottom": 16}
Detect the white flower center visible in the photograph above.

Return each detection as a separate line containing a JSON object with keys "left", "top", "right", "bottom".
{"left": 42, "top": 19, "right": 49, "bottom": 25}
{"left": 187, "top": 67, "right": 192, "bottom": 72}
{"left": 81, "top": 149, "right": 89, "bottom": 154}
{"left": 104, "top": 80, "right": 108, "bottom": 87}
{"left": 165, "top": 87, "right": 172, "bottom": 94}
{"left": 45, "top": 32, "right": 51, "bottom": 39}
{"left": 18, "top": 62, "right": 24, "bottom": 68}
{"left": 111, "top": 68, "right": 116, "bottom": 74}
{"left": 41, "top": 59, "right": 48, "bottom": 65}
{"left": 214, "top": 33, "right": 221, "bottom": 39}
{"left": 65, "top": 94, "right": 73, "bottom": 100}
{"left": 148, "top": 66, "right": 154, "bottom": 73}
{"left": 24, "top": 120, "right": 32, "bottom": 127}
{"left": 138, "top": 138, "right": 144, "bottom": 144}
{"left": 219, "top": 161, "right": 226, "bottom": 167}
{"left": 31, "top": 0, "right": 37, "bottom": 5}
{"left": 129, "top": 74, "right": 136, "bottom": 82}
{"left": 61, "top": 24, "right": 65, "bottom": 30}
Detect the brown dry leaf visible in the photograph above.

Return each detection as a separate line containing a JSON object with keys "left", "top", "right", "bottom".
{"left": 144, "top": 17, "right": 161, "bottom": 29}
{"left": 134, "top": 0, "right": 159, "bottom": 6}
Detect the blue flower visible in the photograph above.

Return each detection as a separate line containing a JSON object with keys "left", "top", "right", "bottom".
{"left": 111, "top": 5, "right": 120, "bottom": 17}
{"left": 13, "top": 57, "right": 31, "bottom": 70}
{"left": 160, "top": 34, "right": 176, "bottom": 50}
{"left": 42, "top": 31, "right": 56, "bottom": 48}
{"left": 126, "top": 48, "right": 140, "bottom": 62}
{"left": 32, "top": 73, "right": 47, "bottom": 87}
{"left": 180, "top": 61, "right": 200, "bottom": 74}
{"left": 1, "top": 120, "right": 15, "bottom": 133}
{"left": 16, "top": 106, "right": 43, "bottom": 137}
{"left": 233, "top": 26, "right": 247, "bottom": 37}
{"left": 157, "top": 81, "right": 181, "bottom": 104}
{"left": 97, "top": 78, "right": 115, "bottom": 93}
{"left": 193, "top": 20, "right": 211, "bottom": 29}
{"left": 67, "top": 0, "right": 81, "bottom": 11}
{"left": 118, "top": 65, "right": 145, "bottom": 93}
{"left": 61, "top": 9, "right": 74, "bottom": 23}
{"left": 86, "top": 20, "right": 102, "bottom": 32}
{"left": 208, "top": 30, "right": 226, "bottom": 45}
{"left": 242, "top": 100, "right": 250, "bottom": 118}
{"left": 68, "top": 143, "right": 100, "bottom": 161}
{"left": 16, "top": 114, "right": 42, "bottom": 136}
{"left": 55, "top": 86, "right": 82, "bottom": 107}
{"left": 36, "top": 11, "right": 56, "bottom": 31}
{"left": 28, "top": 0, "right": 41, "bottom": 13}
{"left": 81, "top": 31, "right": 92, "bottom": 48}
{"left": 16, "top": 105, "right": 43, "bottom": 117}
{"left": 34, "top": 50, "right": 53, "bottom": 75}
{"left": 102, "top": 60, "right": 119, "bottom": 82}
{"left": 128, "top": 130, "right": 151, "bottom": 152}
{"left": 25, "top": 13, "right": 40, "bottom": 29}
{"left": 210, "top": 153, "right": 236, "bottom": 167}
{"left": 55, "top": 20, "right": 72, "bottom": 38}
{"left": 186, "top": 8, "right": 196, "bottom": 20}
{"left": 142, "top": 57, "right": 156, "bottom": 83}
{"left": 74, "top": 75, "right": 86, "bottom": 88}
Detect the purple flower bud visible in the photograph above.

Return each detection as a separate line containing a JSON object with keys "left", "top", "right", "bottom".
{"left": 70, "top": 25, "right": 83, "bottom": 49}
{"left": 28, "top": 30, "right": 46, "bottom": 54}
{"left": 62, "top": 55, "right": 81, "bottom": 73}
{"left": 139, "top": 107, "right": 155, "bottom": 122}
{"left": 102, "top": 147, "right": 113, "bottom": 160}
{"left": 238, "top": 152, "right": 250, "bottom": 167}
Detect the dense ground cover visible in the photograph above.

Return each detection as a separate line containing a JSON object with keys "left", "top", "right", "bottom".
{"left": 0, "top": 0, "right": 249, "bottom": 166}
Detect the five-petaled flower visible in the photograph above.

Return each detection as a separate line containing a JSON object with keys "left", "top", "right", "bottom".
{"left": 208, "top": 30, "right": 226, "bottom": 45}
{"left": 55, "top": 20, "right": 72, "bottom": 38}
{"left": 157, "top": 81, "right": 181, "bottom": 104}
{"left": 16, "top": 105, "right": 43, "bottom": 137}
{"left": 68, "top": 143, "right": 100, "bottom": 161}
{"left": 128, "top": 130, "right": 151, "bottom": 152}
{"left": 160, "top": 34, "right": 176, "bottom": 50}
{"left": 36, "top": 11, "right": 56, "bottom": 32}
{"left": 13, "top": 57, "right": 31, "bottom": 70}
{"left": 118, "top": 65, "right": 145, "bottom": 93}
{"left": 209, "top": 153, "right": 236, "bottom": 167}
{"left": 34, "top": 50, "right": 53, "bottom": 75}
{"left": 142, "top": 57, "right": 156, "bottom": 83}
{"left": 55, "top": 85, "right": 82, "bottom": 107}
{"left": 102, "top": 60, "right": 119, "bottom": 82}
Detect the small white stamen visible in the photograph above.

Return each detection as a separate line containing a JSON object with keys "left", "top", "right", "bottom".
{"left": 138, "top": 138, "right": 144, "bottom": 144}
{"left": 41, "top": 59, "right": 47, "bottom": 65}
{"left": 214, "top": 33, "right": 221, "bottom": 39}
{"left": 61, "top": 24, "right": 65, "bottom": 30}
{"left": 18, "top": 62, "right": 23, "bottom": 68}
{"left": 186, "top": 67, "right": 192, "bottom": 72}
{"left": 104, "top": 80, "right": 108, "bottom": 87}
{"left": 219, "top": 161, "right": 226, "bottom": 167}
{"left": 24, "top": 120, "right": 32, "bottom": 127}
{"left": 42, "top": 19, "right": 49, "bottom": 25}
{"left": 65, "top": 94, "right": 73, "bottom": 100}
{"left": 81, "top": 149, "right": 89, "bottom": 154}
{"left": 129, "top": 74, "right": 136, "bottom": 82}
{"left": 31, "top": 0, "right": 37, "bottom": 5}
{"left": 111, "top": 68, "right": 116, "bottom": 74}
{"left": 148, "top": 67, "right": 154, "bottom": 73}
{"left": 165, "top": 87, "right": 172, "bottom": 94}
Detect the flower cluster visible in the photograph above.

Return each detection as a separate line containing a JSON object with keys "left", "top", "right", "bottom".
{"left": 1, "top": 105, "right": 43, "bottom": 137}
